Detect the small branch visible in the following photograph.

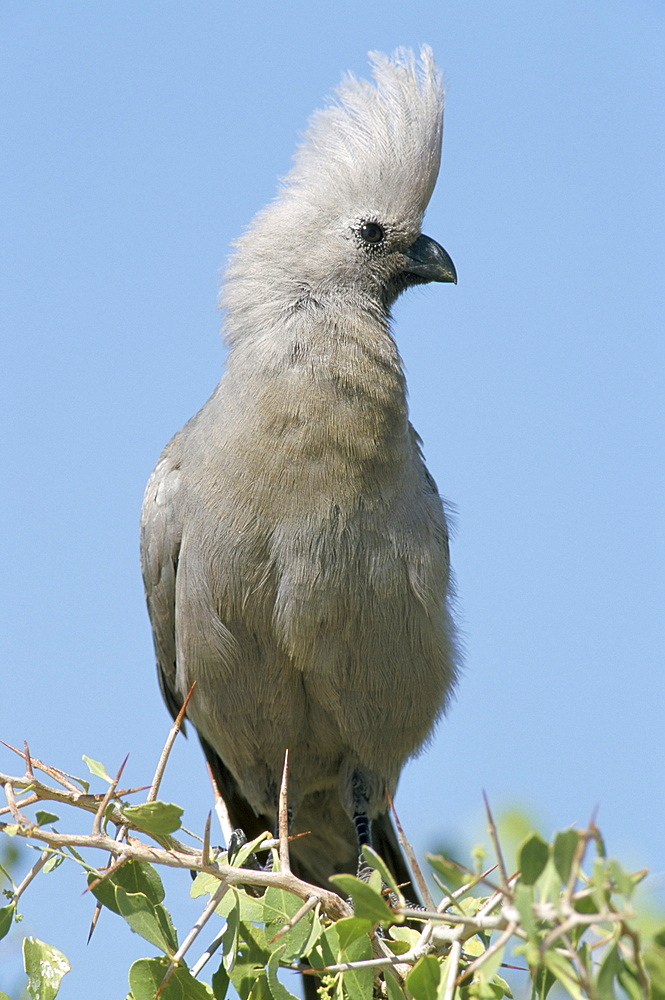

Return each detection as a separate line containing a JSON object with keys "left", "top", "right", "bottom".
{"left": 148, "top": 684, "right": 195, "bottom": 803}
{"left": 92, "top": 755, "right": 128, "bottom": 836}
{"left": 278, "top": 749, "right": 291, "bottom": 874}
{"left": 270, "top": 895, "right": 318, "bottom": 944}
{"left": 622, "top": 921, "right": 651, "bottom": 997}
{"left": 443, "top": 936, "right": 462, "bottom": 1000}
{"left": 1, "top": 740, "right": 81, "bottom": 793}
{"left": 23, "top": 741, "right": 35, "bottom": 780}
{"left": 482, "top": 791, "right": 510, "bottom": 895}
{"left": 157, "top": 880, "right": 230, "bottom": 994}
{"left": 435, "top": 864, "right": 499, "bottom": 914}
{"left": 306, "top": 954, "right": 404, "bottom": 976}
{"left": 0, "top": 819, "right": 350, "bottom": 919}
{"left": 388, "top": 791, "right": 434, "bottom": 910}
{"left": 206, "top": 762, "right": 234, "bottom": 846}
{"left": 202, "top": 812, "right": 212, "bottom": 868}
{"left": 190, "top": 927, "right": 226, "bottom": 977}
{"left": 456, "top": 922, "right": 517, "bottom": 985}
{"left": 13, "top": 849, "right": 54, "bottom": 903}
{"left": 4, "top": 781, "right": 26, "bottom": 823}
{"left": 399, "top": 908, "right": 505, "bottom": 929}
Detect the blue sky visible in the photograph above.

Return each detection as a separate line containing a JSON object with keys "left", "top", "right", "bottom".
{"left": 1, "top": 2, "right": 663, "bottom": 997}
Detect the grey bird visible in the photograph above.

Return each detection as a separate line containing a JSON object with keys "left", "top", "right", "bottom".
{"left": 141, "top": 46, "right": 458, "bottom": 895}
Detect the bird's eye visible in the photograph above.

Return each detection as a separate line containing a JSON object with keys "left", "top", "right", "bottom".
{"left": 359, "top": 221, "right": 384, "bottom": 245}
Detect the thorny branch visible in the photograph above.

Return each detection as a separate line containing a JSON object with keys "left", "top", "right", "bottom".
{"left": 0, "top": 737, "right": 652, "bottom": 1000}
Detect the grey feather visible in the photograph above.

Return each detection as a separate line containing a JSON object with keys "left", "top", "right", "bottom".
{"left": 140, "top": 46, "right": 459, "bottom": 893}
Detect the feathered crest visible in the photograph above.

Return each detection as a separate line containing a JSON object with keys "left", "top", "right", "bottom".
{"left": 281, "top": 46, "right": 444, "bottom": 222}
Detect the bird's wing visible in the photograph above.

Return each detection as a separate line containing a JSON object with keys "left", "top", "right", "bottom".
{"left": 140, "top": 441, "right": 275, "bottom": 840}
{"left": 140, "top": 446, "right": 185, "bottom": 723}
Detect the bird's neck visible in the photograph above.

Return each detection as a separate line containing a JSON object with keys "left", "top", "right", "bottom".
{"left": 224, "top": 302, "right": 411, "bottom": 484}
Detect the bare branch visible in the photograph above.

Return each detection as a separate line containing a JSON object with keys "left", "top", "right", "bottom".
{"left": 92, "top": 754, "right": 129, "bottom": 836}
{"left": 388, "top": 791, "right": 435, "bottom": 910}
{"left": 148, "top": 684, "right": 195, "bottom": 803}
{"left": 278, "top": 749, "right": 291, "bottom": 874}
{"left": 482, "top": 791, "right": 510, "bottom": 895}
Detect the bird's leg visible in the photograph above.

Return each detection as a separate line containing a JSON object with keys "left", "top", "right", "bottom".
{"left": 354, "top": 811, "right": 376, "bottom": 882}
{"left": 350, "top": 772, "right": 375, "bottom": 882}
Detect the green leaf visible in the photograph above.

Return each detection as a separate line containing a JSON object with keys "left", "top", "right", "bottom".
{"left": 552, "top": 829, "right": 579, "bottom": 884}
{"left": 191, "top": 875, "right": 266, "bottom": 922}
{"left": 0, "top": 903, "right": 15, "bottom": 942}
{"left": 211, "top": 959, "right": 230, "bottom": 1000}
{"left": 220, "top": 893, "right": 240, "bottom": 972}
{"left": 512, "top": 883, "right": 538, "bottom": 944}
{"left": 476, "top": 944, "right": 505, "bottom": 984}
{"left": 89, "top": 861, "right": 177, "bottom": 954}
{"left": 338, "top": 932, "right": 372, "bottom": 1000}
{"left": 82, "top": 755, "right": 113, "bottom": 783}
{"left": 0, "top": 991, "right": 13, "bottom": 1000}
{"left": 23, "top": 937, "right": 71, "bottom": 1000}
{"left": 425, "top": 853, "right": 467, "bottom": 893}
{"left": 334, "top": 916, "right": 373, "bottom": 950}
{"left": 229, "top": 922, "right": 271, "bottom": 1000}
{"left": 245, "top": 973, "right": 271, "bottom": 1000}
{"left": 264, "top": 886, "right": 314, "bottom": 961}
{"left": 591, "top": 857, "right": 610, "bottom": 910}
{"left": 227, "top": 831, "right": 271, "bottom": 868}
{"left": 34, "top": 811, "right": 59, "bottom": 827}
{"left": 266, "top": 949, "right": 301, "bottom": 1000}
{"left": 384, "top": 966, "right": 407, "bottom": 1000}
{"left": 117, "top": 888, "right": 178, "bottom": 954}
{"left": 361, "top": 845, "right": 401, "bottom": 897}
{"left": 542, "top": 950, "right": 585, "bottom": 1000}
{"left": 328, "top": 873, "right": 394, "bottom": 924}
{"left": 607, "top": 859, "right": 634, "bottom": 897}
{"left": 43, "top": 854, "right": 64, "bottom": 874}
{"left": 535, "top": 859, "right": 563, "bottom": 906}
{"left": 405, "top": 955, "right": 440, "bottom": 1000}
{"left": 122, "top": 801, "right": 183, "bottom": 835}
{"left": 596, "top": 942, "right": 621, "bottom": 999}
{"left": 128, "top": 957, "right": 214, "bottom": 999}
{"left": 301, "top": 905, "right": 323, "bottom": 957}
{"left": 90, "top": 860, "right": 166, "bottom": 906}
{"left": 518, "top": 833, "right": 549, "bottom": 886}
{"left": 530, "top": 965, "right": 556, "bottom": 1000}
{"left": 616, "top": 958, "right": 644, "bottom": 1000}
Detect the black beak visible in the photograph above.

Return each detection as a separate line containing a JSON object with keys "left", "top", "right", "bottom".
{"left": 404, "top": 234, "right": 457, "bottom": 284}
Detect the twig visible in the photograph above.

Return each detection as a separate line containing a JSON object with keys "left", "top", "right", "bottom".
{"left": 399, "top": 908, "right": 504, "bottom": 929}
{"left": 4, "top": 781, "right": 25, "bottom": 823}
{"left": 23, "top": 741, "right": 34, "bottom": 780}
{"left": 1, "top": 740, "right": 82, "bottom": 793}
{"left": 91, "top": 755, "right": 128, "bottom": 837}
{"left": 0, "top": 792, "right": 39, "bottom": 817}
{"left": 148, "top": 684, "right": 195, "bottom": 802}
{"left": 157, "top": 880, "right": 230, "bottom": 995}
{"left": 85, "top": 851, "right": 131, "bottom": 897}
{"left": 278, "top": 749, "right": 291, "bottom": 874}
{"left": 435, "top": 864, "right": 499, "bottom": 914}
{"left": 13, "top": 850, "right": 54, "bottom": 903}
{"left": 190, "top": 926, "right": 226, "bottom": 977}
{"left": 443, "top": 936, "right": 462, "bottom": 1000}
{"left": 270, "top": 895, "right": 318, "bottom": 944}
{"left": 206, "top": 762, "right": 234, "bottom": 846}
{"left": 456, "top": 922, "right": 517, "bottom": 985}
{"left": 482, "top": 791, "right": 510, "bottom": 894}
{"left": 622, "top": 921, "right": 651, "bottom": 996}
{"left": 202, "top": 812, "right": 212, "bottom": 868}
{"left": 388, "top": 791, "right": 434, "bottom": 910}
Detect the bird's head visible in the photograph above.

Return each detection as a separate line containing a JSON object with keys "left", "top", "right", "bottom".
{"left": 224, "top": 46, "right": 455, "bottom": 334}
